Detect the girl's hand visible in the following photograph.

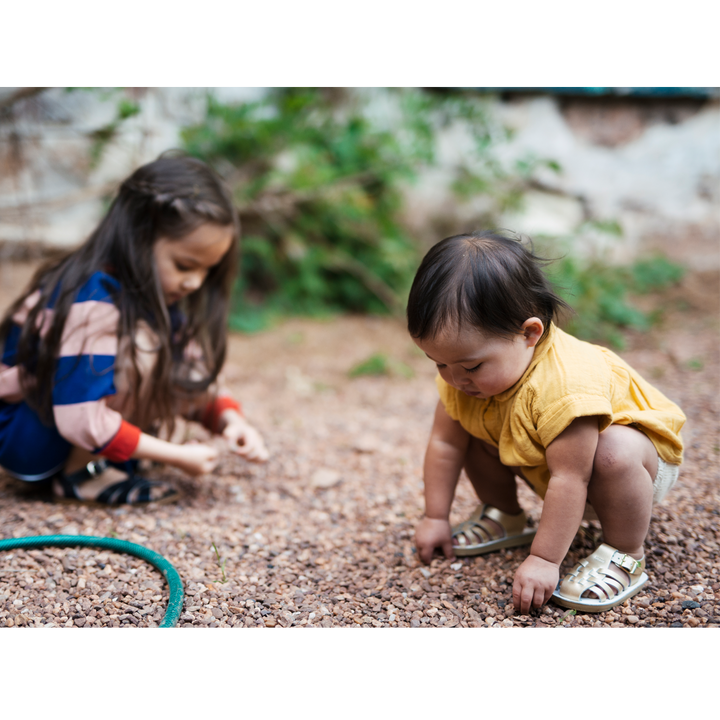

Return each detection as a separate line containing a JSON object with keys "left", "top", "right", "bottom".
{"left": 176, "top": 443, "right": 220, "bottom": 476}
{"left": 221, "top": 412, "right": 269, "bottom": 463}
{"left": 512, "top": 554, "right": 560, "bottom": 614}
{"left": 415, "top": 517, "right": 455, "bottom": 565}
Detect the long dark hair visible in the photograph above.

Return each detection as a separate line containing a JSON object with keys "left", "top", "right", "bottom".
{"left": 0, "top": 152, "right": 239, "bottom": 429}
{"left": 407, "top": 230, "right": 571, "bottom": 342}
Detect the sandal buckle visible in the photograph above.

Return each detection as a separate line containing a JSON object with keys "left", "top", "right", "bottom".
{"left": 612, "top": 551, "right": 642, "bottom": 574}
{"left": 86, "top": 460, "right": 105, "bottom": 478}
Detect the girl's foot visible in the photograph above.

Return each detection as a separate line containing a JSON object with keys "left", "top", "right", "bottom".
{"left": 53, "top": 459, "right": 179, "bottom": 506}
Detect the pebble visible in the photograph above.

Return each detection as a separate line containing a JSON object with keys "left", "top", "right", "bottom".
{"left": 310, "top": 469, "right": 341, "bottom": 489}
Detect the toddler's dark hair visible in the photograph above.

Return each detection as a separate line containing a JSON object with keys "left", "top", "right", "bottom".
{"left": 406, "top": 230, "right": 571, "bottom": 342}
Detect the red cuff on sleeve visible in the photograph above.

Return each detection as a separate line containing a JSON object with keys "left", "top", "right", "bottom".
{"left": 201, "top": 396, "right": 243, "bottom": 434}
{"left": 99, "top": 420, "right": 142, "bottom": 462}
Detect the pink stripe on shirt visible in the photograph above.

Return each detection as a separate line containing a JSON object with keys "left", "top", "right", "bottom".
{"left": 13, "top": 293, "right": 119, "bottom": 358}
{"left": 53, "top": 399, "right": 123, "bottom": 452}
{"left": 59, "top": 300, "right": 119, "bottom": 358}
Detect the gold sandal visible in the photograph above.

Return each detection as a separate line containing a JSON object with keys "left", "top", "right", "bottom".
{"left": 552, "top": 543, "right": 648, "bottom": 612}
{"left": 452, "top": 503, "right": 536, "bottom": 556}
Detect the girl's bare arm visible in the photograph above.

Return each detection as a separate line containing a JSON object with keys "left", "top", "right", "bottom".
{"left": 132, "top": 432, "right": 219, "bottom": 476}
{"left": 218, "top": 408, "right": 269, "bottom": 462}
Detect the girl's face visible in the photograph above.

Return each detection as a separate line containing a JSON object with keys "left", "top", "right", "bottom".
{"left": 414, "top": 319, "right": 544, "bottom": 399}
{"left": 153, "top": 223, "right": 234, "bottom": 305}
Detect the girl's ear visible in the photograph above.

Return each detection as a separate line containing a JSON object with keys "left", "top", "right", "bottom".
{"left": 522, "top": 317, "right": 544, "bottom": 348}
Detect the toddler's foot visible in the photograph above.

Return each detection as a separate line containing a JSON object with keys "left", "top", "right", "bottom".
{"left": 451, "top": 503, "right": 536, "bottom": 556}
{"left": 53, "top": 459, "right": 179, "bottom": 506}
{"left": 552, "top": 543, "right": 648, "bottom": 612}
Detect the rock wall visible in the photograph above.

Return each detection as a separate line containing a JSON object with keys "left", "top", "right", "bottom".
{"left": 498, "top": 94, "right": 720, "bottom": 269}
{"left": 0, "top": 88, "right": 259, "bottom": 253}
{"left": 1, "top": 88, "right": 718, "bottom": 269}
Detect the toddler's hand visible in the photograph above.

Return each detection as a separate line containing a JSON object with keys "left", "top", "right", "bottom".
{"left": 415, "top": 517, "right": 455, "bottom": 565}
{"left": 512, "top": 554, "right": 560, "bottom": 614}
{"left": 176, "top": 443, "right": 220, "bottom": 476}
{"left": 222, "top": 416, "right": 269, "bottom": 463}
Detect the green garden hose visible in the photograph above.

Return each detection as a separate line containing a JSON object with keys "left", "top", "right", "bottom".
{"left": 0, "top": 535, "right": 183, "bottom": 628}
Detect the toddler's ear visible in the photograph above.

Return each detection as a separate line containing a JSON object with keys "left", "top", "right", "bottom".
{"left": 522, "top": 317, "right": 544, "bottom": 347}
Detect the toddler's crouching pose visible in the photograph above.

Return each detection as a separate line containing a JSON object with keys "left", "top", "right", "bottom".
{"left": 0, "top": 154, "right": 268, "bottom": 506}
{"left": 407, "top": 231, "right": 685, "bottom": 613}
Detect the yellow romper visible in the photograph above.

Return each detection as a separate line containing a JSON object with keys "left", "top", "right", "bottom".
{"left": 436, "top": 323, "right": 686, "bottom": 499}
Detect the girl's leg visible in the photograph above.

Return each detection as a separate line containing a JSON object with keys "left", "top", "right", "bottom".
{"left": 55, "top": 447, "right": 134, "bottom": 500}
{"left": 0, "top": 400, "right": 71, "bottom": 483}
{"left": 54, "top": 444, "right": 177, "bottom": 504}
{"left": 587, "top": 424, "right": 658, "bottom": 558}
{"left": 55, "top": 323, "right": 176, "bottom": 504}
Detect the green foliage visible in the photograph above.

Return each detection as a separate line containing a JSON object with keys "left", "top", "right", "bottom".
{"left": 548, "top": 254, "right": 685, "bottom": 348}
{"left": 181, "top": 89, "right": 536, "bottom": 330}
{"left": 179, "top": 88, "right": 684, "bottom": 344}
{"left": 348, "top": 353, "right": 414, "bottom": 379}
{"left": 631, "top": 256, "right": 685, "bottom": 293}
{"left": 86, "top": 89, "right": 142, "bottom": 168}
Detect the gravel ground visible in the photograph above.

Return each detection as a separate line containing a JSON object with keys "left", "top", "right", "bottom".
{"left": 1, "top": 264, "right": 718, "bottom": 630}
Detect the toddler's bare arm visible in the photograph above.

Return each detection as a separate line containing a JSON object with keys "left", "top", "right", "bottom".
{"left": 415, "top": 401, "right": 470, "bottom": 563}
{"left": 512, "top": 415, "right": 600, "bottom": 613}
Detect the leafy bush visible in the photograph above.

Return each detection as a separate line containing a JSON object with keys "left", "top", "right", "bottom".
{"left": 181, "top": 88, "right": 532, "bottom": 331}
{"left": 180, "top": 88, "right": 684, "bottom": 342}
{"left": 348, "top": 353, "right": 414, "bottom": 379}
{"left": 548, "top": 254, "right": 685, "bottom": 348}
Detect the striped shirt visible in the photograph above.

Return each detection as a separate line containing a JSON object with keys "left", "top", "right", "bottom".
{"left": 1, "top": 271, "right": 239, "bottom": 463}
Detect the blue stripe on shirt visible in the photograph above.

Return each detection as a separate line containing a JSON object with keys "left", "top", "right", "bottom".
{"left": 47, "top": 271, "right": 120, "bottom": 309}
{"left": 52, "top": 354, "right": 116, "bottom": 405}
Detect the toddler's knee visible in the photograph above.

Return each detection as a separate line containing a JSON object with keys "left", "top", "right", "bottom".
{"left": 592, "top": 424, "right": 656, "bottom": 479}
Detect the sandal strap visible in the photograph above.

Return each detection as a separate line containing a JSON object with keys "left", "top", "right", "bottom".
{"left": 65, "top": 459, "right": 109, "bottom": 483}
{"left": 452, "top": 503, "right": 527, "bottom": 545}
{"left": 57, "top": 459, "right": 110, "bottom": 499}
{"left": 453, "top": 519, "right": 495, "bottom": 545}
{"left": 96, "top": 476, "right": 159, "bottom": 505}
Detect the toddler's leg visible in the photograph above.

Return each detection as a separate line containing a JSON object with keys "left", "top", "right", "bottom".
{"left": 452, "top": 438, "right": 535, "bottom": 553}
{"left": 552, "top": 424, "right": 657, "bottom": 611}
{"left": 586, "top": 424, "right": 658, "bottom": 557}
{"left": 463, "top": 437, "right": 522, "bottom": 515}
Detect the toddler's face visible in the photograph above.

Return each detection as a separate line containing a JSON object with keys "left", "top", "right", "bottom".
{"left": 153, "top": 223, "right": 233, "bottom": 305}
{"left": 414, "top": 320, "right": 543, "bottom": 399}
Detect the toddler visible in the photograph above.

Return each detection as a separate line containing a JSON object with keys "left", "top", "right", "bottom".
{"left": 0, "top": 153, "right": 268, "bottom": 506}
{"left": 407, "top": 231, "right": 685, "bottom": 613}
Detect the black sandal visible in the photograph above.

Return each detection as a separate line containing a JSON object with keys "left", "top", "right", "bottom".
{"left": 55, "top": 459, "right": 179, "bottom": 506}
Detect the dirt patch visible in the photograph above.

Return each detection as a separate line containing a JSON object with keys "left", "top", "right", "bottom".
{"left": 1, "top": 262, "right": 718, "bottom": 628}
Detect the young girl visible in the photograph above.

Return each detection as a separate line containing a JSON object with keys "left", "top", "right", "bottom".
{"left": 407, "top": 231, "right": 685, "bottom": 613}
{"left": 0, "top": 153, "right": 268, "bottom": 506}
